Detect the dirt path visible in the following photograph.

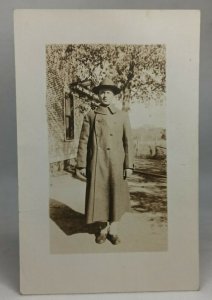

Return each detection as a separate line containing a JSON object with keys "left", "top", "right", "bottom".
{"left": 129, "top": 158, "right": 167, "bottom": 217}
{"left": 49, "top": 165, "right": 167, "bottom": 253}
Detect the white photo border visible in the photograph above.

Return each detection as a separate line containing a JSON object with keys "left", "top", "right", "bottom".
{"left": 14, "top": 9, "right": 200, "bottom": 294}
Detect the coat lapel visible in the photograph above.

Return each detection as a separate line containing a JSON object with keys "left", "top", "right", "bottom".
{"left": 108, "top": 104, "right": 118, "bottom": 114}
{"left": 94, "top": 104, "right": 118, "bottom": 115}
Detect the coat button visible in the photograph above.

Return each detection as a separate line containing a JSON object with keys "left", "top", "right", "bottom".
{"left": 107, "top": 147, "right": 110, "bottom": 150}
{"left": 110, "top": 133, "right": 113, "bottom": 136}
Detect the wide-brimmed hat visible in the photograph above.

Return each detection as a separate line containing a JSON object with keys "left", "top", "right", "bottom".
{"left": 92, "top": 78, "right": 121, "bottom": 95}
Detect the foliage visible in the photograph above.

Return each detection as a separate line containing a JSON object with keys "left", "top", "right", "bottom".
{"left": 46, "top": 44, "right": 166, "bottom": 110}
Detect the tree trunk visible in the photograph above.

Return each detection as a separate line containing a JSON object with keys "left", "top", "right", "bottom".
{"left": 122, "top": 88, "right": 131, "bottom": 111}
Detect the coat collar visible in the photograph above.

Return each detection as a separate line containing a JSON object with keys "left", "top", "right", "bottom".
{"left": 94, "top": 104, "right": 118, "bottom": 115}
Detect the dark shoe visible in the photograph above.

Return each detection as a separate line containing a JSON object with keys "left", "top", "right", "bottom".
{"left": 95, "top": 232, "right": 107, "bottom": 244}
{"left": 107, "top": 233, "right": 121, "bottom": 245}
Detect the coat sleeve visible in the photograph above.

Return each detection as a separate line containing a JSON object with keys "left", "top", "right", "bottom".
{"left": 76, "top": 113, "right": 90, "bottom": 168}
{"left": 123, "top": 112, "right": 134, "bottom": 169}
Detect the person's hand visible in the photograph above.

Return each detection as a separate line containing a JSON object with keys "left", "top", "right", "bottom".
{"left": 75, "top": 168, "right": 87, "bottom": 181}
{"left": 123, "top": 169, "right": 133, "bottom": 179}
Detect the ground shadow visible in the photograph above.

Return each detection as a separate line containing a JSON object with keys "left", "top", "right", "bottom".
{"left": 50, "top": 199, "right": 105, "bottom": 236}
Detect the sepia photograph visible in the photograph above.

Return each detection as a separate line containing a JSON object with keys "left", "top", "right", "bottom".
{"left": 14, "top": 10, "right": 199, "bottom": 293}
{"left": 47, "top": 44, "right": 167, "bottom": 253}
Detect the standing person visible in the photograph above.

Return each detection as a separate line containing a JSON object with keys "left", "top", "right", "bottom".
{"left": 76, "top": 78, "right": 134, "bottom": 245}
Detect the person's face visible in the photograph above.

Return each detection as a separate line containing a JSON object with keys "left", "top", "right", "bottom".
{"left": 98, "top": 88, "right": 115, "bottom": 106}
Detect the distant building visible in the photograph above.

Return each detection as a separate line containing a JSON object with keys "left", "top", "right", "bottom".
{"left": 133, "top": 127, "right": 166, "bottom": 159}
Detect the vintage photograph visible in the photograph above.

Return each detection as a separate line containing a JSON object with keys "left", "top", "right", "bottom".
{"left": 15, "top": 10, "right": 200, "bottom": 293}
{"left": 46, "top": 44, "right": 167, "bottom": 253}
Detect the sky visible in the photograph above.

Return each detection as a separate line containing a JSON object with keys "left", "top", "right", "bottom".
{"left": 113, "top": 99, "right": 166, "bottom": 129}
{"left": 129, "top": 102, "right": 166, "bottom": 129}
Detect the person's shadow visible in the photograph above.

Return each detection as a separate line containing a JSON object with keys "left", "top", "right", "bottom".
{"left": 50, "top": 199, "right": 104, "bottom": 235}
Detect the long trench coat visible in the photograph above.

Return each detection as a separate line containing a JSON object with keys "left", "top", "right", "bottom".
{"left": 76, "top": 104, "right": 134, "bottom": 224}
